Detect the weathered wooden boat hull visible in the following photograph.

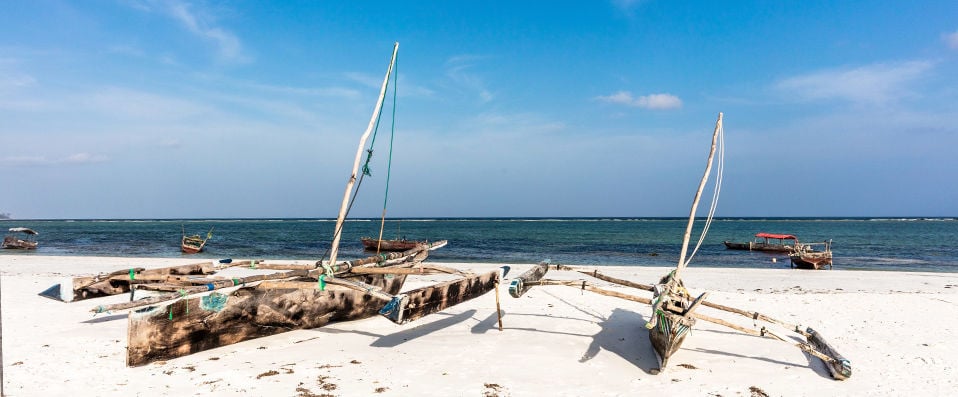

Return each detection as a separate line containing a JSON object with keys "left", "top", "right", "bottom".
{"left": 789, "top": 253, "right": 833, "bottom": 269}
{"left": 380, "top": 268, "right": 507, "bottom": 324}
{"left": 723, "top": 241, "right": 795, "bottom": 252}
{"left": 127, "top": 273, "right": 406, "bottom": 366}
{"left": 3, "top": 227, "right": 39, "bottom": 249}
{"left": 648, "top": 310, "right": 694, "bottom": 371}
{"left": 806, "top": 327, "right": 851, "bottom": 380}
{"left": 1, "top": 236, "right": 38, "bottom": 249}
{"left": 360, "top": 237, "right": 422, "bottom": 252}
{"left": 181, "top": 237, "right": 205, "bottom": 253}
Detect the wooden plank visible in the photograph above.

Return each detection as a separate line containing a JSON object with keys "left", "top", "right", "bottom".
{"left": 40, "top": 262, "right": 216, "bottom": 302}
{"left": 380, "top": 267, "right": 509, "bottom": 324}
{"left": 348, "top": 264, "right": 469, "bottom": 276}
{"left": 92, "top": 269, "right": 311, "bottom": 313}
{"left": 126, "top": 273, "right": 406, "bottom": 367}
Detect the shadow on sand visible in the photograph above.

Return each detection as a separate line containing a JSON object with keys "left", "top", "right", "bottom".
{"left": 370, "top": 309, "right": 478, "bottom": 348}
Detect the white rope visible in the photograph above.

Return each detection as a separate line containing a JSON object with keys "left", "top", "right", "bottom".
{"left": 685, "top": 123, "right": 724, "bottom": 265}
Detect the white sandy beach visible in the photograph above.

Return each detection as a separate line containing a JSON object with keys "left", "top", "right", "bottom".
{"left": 1, "top": 255, "right": 956, "bottom": 396}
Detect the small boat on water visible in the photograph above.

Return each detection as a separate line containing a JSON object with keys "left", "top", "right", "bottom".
{"left": 724, "top": 232, "right": 801, "bottom": 252}
{"left": 360, "top": 237, "right": 425, "bottom": 252}
{"left": 2, "top": 227, "right": 38, "bottom": 249}
{"left": 790, "top": 240, "right": 833, "bottom": 270}
{"left": 181, "top": 226, "right": 213, "bottom": 254}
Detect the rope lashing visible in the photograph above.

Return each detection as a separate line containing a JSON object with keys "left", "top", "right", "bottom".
{"left": 318, "top": 274, "right": 327, "bottom": 291}
{"left": 321, "top": 262, "right": 335, "bottom": 280}
{"left": 362, "top": 149, "right": 374, "bottom": 176}
{"left": 129, "top": 268, "right": 135, "bottom": 280}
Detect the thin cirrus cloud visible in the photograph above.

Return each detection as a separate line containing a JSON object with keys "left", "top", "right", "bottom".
{"left": 594, "top": 91, "right": 683, "bottom": 110}
{"left": 775, "top": 60, "right": 933, "bottom": 104}
{"left": 445, "top": 55, "right": 494, "bottom": 103}
{"left": 128, "top": 0, "right": 246, "bottom": 63}
{"left": 944, "top": 30, "right": 958, "bottom": 50}
{"left": 1, "top": 153, "right": 108, "bottom": 166}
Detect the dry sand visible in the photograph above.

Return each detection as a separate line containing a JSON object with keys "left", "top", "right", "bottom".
{"left": 1, "top": 255, "right": 956, "bottom": 396}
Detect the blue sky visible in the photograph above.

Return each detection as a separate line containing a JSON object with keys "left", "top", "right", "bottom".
{"left": 2, "top": 1, "right": 957, "bottom": 219}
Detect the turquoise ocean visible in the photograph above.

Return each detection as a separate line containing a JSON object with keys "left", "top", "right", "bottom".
{"left": 2, "top": 218, "right": 955, "bottom": 272}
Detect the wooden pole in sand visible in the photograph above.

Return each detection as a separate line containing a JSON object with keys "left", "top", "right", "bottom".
{"left": 675, "top": 112, "right": 723, "bottom": 278}
{"left": 328, "top": 42, "right": 399, "bottom": 268}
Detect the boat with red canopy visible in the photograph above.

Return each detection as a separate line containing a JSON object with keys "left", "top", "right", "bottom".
{"left": 723, "top": 232, "right": 801, "bottom": 252}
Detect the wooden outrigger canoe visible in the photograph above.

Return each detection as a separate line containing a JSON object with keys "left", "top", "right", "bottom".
{"left": 505, "top": 114, "right": 851, "bottom": 379}
{"left": 181, "top": 226, "right": 213, "bottom": 253}
{"left": 117, "top": 240, "right": 507, "bottom": 366}
{"left": 52, "top": 43, "right": 510, "bottom": 367}
{"left": 638, "top": 112, "right": 725, "bottom": 373}
{"left": 790, "top": 240, "right": 834, "bottom": 269}
{"left": 508, "top": 261, "right": 851, "bottom": 380}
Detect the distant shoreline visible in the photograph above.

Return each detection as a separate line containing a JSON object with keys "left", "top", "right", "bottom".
{"left": 3, "top": 216, "right": 956, "bottom": 222}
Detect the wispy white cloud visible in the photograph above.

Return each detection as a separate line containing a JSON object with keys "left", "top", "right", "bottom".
{"left": 470, "top": 111, "right": 566, "bottom": 133}
{"left": 944, "top": 30, "right": 958, "bottom": 50}
{"left": 445, "top": 55, "right": 494, "bottom": 103}
{"left": 594, "top": 91, "right": 683, "bottom": 110}
{"left": 0, "top": 58, "right": 36, "bottom": 91}
{"left": 245, "top": 80, "right": 362, "bottom": 100}
{"left": 0, "top": 153, "right": 108, "bottom": 166}
{"left": 775, "top": 61, "right": 933, "bottom": 104}
{"left": 343, "top": 72, "right": 434, "bottom": 98}
{"left": 159, "top": 138, "right": 182, "bottom": 149}
{"left": 81, "top": 87, "right": 211, "bottom": 120}
{"left": 127, "top": 0, "right": 247, "bottom": 63}
{"left": 168, "top": 2, "right": 243, "bottom": 61}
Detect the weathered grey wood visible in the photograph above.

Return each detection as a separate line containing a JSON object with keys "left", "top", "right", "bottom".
{"left": 126, "top": 273, "right": 406, "bottom": 367}
{"left": 508, "top": 262, "right": 549, "bottom": 298}
{"left": 92, "top": 269, "right": 310, "bottom": 313}
{"left": 348, "top": 264, "right": 469, "bottom": 276}
{"left": 91, "top": 243, "right": 443, "bottom": 313}
{"left": 380, "top": 267, "right": 507, "bottom": 324}
{"left": 675, "top": 112, "right": 723, "bottom": 277}
{"left": 41, "top": 262, "right": 216, "bottom": 302}
{"left": 559, "top": 266, "right": 654, "bottom": 292}
{"left": 806, "top": 327, "right": 852, "bottom": 380}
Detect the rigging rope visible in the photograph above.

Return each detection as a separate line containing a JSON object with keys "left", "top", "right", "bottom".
{"left": 685, "top": 123, "right": 725, "bottom": 265}
{"left": 376, "top": 52, "right": 399, "bottom": 251}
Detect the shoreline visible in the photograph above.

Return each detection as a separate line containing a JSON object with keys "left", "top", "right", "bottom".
{"left": 2, "top": 255, "right": 957, "bottom": 396}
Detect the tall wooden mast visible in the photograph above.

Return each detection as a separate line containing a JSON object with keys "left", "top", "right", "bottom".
{"left": 675, "top": 112, "right": 723, "bottom": 278}
{"left": 328, "top": 42, "right": 399, "bottom": 268}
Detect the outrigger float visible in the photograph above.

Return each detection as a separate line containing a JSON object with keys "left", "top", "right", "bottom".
{"left": 40, "top": 42, "right": 509, "bottom": 367}
{"left": 507, "top": 113, "right": 851, "bottom": 380}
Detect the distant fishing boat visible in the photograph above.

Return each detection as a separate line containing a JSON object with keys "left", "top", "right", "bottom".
{"left": 2, "top": 227, "right": 38, "bottom": 249}
{"left": 790, "top": 240, "right": 833, "bottom": 270}
{"left": 723, "top": 232, "right": 801, "bottom": 252}
{"left": 181, "top": 226, "right": 213, "bottom": 254}
{"left": 360, "top": 237, "right": 425, "bottom": 252}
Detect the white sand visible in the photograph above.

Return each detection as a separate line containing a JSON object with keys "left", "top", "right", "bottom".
{"left": 1, "top": 255, "right": 956, "bottom": 396}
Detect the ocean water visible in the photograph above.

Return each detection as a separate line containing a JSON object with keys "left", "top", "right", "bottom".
{"left": 1, "top": 218, "right": 956, "bottom": 272}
